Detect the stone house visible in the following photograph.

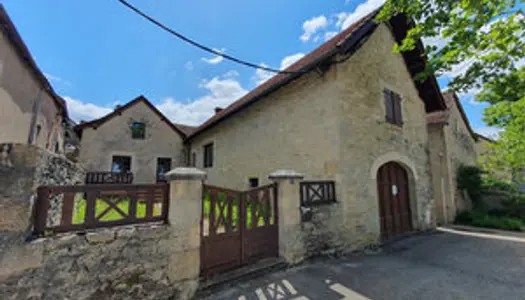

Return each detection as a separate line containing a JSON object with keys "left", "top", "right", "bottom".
{"left": 184, "top": 12, "right": 447, "bottom": 245}
{"left": 75, "top": 96, "right": 194, "bottom": 184}
{"left": 0, "top": 4, "right": 67, "bottom": 153}
{"left": 427, "top": 91, "right": 481, "bottom": 224}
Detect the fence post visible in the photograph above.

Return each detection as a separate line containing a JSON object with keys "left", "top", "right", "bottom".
{"left": 269, "top": 170, "right": 305, "bottom": 264}
{"left": 164, "top": 167, "right": 206, "bottom": 297}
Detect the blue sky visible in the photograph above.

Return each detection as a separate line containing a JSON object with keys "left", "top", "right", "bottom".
{"left": 2, "top": 0, "right": 499, "bottom": 136}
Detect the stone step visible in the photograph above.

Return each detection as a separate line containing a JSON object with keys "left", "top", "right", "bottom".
{"left": 196, "top": 257, "right": 288, "bottom": 298}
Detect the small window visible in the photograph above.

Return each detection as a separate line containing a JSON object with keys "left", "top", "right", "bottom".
{"left": 131, "top": 122, "right": 146, "bottom": 139}
{"left": 112, "top": 156, "right": 131, "bottom": 173}
{"left": 384, "top": 89, "right": 403, "bottom": 126}
{"left": 191, "top": 152, "right": 196, "bottom": 167}
{"left": 249, "top": 178, "right": 259, "bottom": 188}
{"left": 203, "top": 143, "right": 214, "bottom": 168}
{"left": 156, "top": 157, "right": 172, "bottom": 182}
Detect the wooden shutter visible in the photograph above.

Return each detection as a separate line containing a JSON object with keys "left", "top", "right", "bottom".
{"left": 392, "top": 93, "right": 403, "bottom": 126}
{"left": 384, "top": 89, "right": 394, "bottom": 123}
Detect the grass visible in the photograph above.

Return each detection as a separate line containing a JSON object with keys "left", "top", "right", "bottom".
{"left": 72, "top": 197, "right": 162, "bottom": 224}
{"left": 455, "top": 210, "right": 524, "bottom": 232}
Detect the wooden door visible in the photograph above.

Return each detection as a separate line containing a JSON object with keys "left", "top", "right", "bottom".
{"left": 377, "top": 162, "right": 413, "bottom": 240}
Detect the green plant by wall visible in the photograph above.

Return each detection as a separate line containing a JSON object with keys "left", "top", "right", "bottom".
{"left": 456, "top": 164, "right": 484, "bottom": 207}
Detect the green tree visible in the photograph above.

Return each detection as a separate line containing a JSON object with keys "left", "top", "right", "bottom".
{"left": 478, "top": 68, "right": 525, "bottom": 178}
{"left": 376, "top": 1, "right": 524, "bottom": 93}
{"left": 376, "top": 1, "right": 525, "bottom": 180}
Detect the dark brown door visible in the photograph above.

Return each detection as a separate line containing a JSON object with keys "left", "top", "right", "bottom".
{"left": 377, "top": 162, "right": 412, "bottom": 240}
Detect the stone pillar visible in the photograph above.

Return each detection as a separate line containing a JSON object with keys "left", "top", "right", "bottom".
{"left": 269, "top": 170, "right": 305, "bottom": 264}
{"left": 164, "top": 167, "right": 206, "bottom": 299}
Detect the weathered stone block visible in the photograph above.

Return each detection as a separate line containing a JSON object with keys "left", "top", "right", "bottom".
{"left": 86, "top": 230, "right": 116, "bottom": 244}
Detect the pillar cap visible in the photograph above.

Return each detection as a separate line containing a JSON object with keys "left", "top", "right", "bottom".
{"left": 268, "top": 170, "right": 304, "bottom": 180}
{"left": 165, "top": 167, "right": 207, "bottom": 181}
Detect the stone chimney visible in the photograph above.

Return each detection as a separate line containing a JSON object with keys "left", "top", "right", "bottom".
{"left": 214, "top": 107, "right": 223, "bottom": 114}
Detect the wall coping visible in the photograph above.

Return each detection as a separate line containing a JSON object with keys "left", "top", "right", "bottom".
{"left": 165, "top": 167, "right": 207, "bottom": 181}
{"left": 268, "top": 170, "right": 304, "bottom": 180}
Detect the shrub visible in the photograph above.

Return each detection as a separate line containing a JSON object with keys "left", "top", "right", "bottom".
{"left": 481, "top": 177, "right": 518, "bottom": 192}
{"left": 454, "top": 209, "right": 524, "bottom": 231}
{"left": 456, "top": 165, "right": 484, "bottom": 206}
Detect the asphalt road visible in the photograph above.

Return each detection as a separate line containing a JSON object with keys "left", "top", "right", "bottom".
{"left": 204, "top": 228, "right": 525, "bottom": 300}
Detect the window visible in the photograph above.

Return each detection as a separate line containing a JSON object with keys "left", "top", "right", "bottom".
{"left": 203, "top": 143, "right": 214, "bottom": 168}
{"left": 383, "top": 89, "right": 403, "bottom": 126}
{"left": 191, "top": 152, "right": 196, "bottom": 167}
{"left": 249, "top": 178, "right": 259, "bottom": 188}
{"left": 156, "top": 157, "right": 172, "bottom": 182}
{"left": 131, "top": 122, "right": 146, "bottom": 139}
{"left": 111, "top": 156, "right": 131, "bottom": 173}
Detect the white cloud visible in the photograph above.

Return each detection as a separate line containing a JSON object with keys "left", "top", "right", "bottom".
{"left": 157, "top": 76, "right": 248, "bottom": 125}
{"left": 184, "top": 61, "right": 194, "bottom": 71}
{"left": 201, "top": 48, "right": 226, "bottom": 64}
{"left": 252, "top": 53, "right": 306, "bottom": 86}
{"left": 300, "top": 15, "right": 328, "bottom": 42}
{"left": 252, "top": 63, "right": 274, "bottom": 86}
{"left": 64, "top": 96, "right": 112, "bottom": 123}
{"left": 222, "top": 70, "right": 239, "bottom": 78}
{"left": 65, "top": 71, "right": 248, "bottom": 126}
{"left": 474, "top": 126, "right": 503, "bottom": 140}
{"left": 324, "top": 31, "right": 338, "bottom": 41}
{"left": 280, "top": 53, "right": 305, "bottom": 70}
{"left": 337, "top": 0, "right": 385, "bottom": 30}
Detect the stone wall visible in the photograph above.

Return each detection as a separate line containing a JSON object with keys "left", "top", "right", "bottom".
{"left": 0, "top": 225, "right": 195, "bottom": 300}
{"left": 301, "top": 203, "right": 349, "bottom": 257}
{"left": 0, "top": 143, "right": 85, "bottom": 232}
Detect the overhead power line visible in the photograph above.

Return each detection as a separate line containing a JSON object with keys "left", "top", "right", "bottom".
{"left": 117, "top": 0, "right": 302, "bottom": 75}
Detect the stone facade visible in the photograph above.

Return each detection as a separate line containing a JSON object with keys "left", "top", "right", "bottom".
{"left": 77, "top": 99, "right": 186, "bottom": 184}
{"left": 0, "top": 226, "right": 194, "bottom": 300}
{"left": 0, "top": 143, "right": 85, "bottom": 232}
{"left": 189, "top": 24, "right": 435, "bottom": 251}
{"left": 427, "top": 93, "right": 478, "bottom": 224}
{"left": 0, "top": 7, "right": 66, "bottom": 153}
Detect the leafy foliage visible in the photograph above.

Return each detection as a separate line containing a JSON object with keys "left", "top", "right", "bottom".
{"left": 376, "top": 1, "right": 525, "bottom": 93}
{"left": 456, "top": 164, "right": 484, "bottom": 205}
{"left": 477, "top": 68, "right": 525, "bottom": 177}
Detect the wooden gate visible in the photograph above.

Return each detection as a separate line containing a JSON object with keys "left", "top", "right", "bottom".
{"left": 377, "top": 162, "right": 413, "bottom": 240}
{"left": 200, "top": 183, "right": 278, "bottom": 276}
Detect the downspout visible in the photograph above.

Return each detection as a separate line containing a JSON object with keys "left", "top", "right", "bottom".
{"left": 439, "top": 151, "right": 448, "bottom": 224}
{"left": 27, "top": 88, "right": 44, "bottom": 144}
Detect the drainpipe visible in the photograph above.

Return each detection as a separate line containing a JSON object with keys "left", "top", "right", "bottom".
{"left": 438, "top": 152, "right": 447, "bottom": 224}
{"left": 27, "top": 88, "right": 44, "bottom": 144}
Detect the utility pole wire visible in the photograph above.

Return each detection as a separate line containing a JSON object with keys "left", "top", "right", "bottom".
{"left": 117, "top": 0, "right": 303, "bottom": 75}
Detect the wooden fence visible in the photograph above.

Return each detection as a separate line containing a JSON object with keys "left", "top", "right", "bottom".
{"left": 85, "top": 172, "right": 134, "bottom": 184}
{"left": 33, "top": 183, "right": 168, "bottom": 235}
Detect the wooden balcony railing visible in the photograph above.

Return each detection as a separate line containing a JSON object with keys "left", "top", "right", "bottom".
{"left": 85, "top": 172, "right": 133, "bottom": 184}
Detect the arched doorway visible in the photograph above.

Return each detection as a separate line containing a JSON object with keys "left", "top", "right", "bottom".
{"left": 377, "top": 162, "right": 413, "bottom": 240}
